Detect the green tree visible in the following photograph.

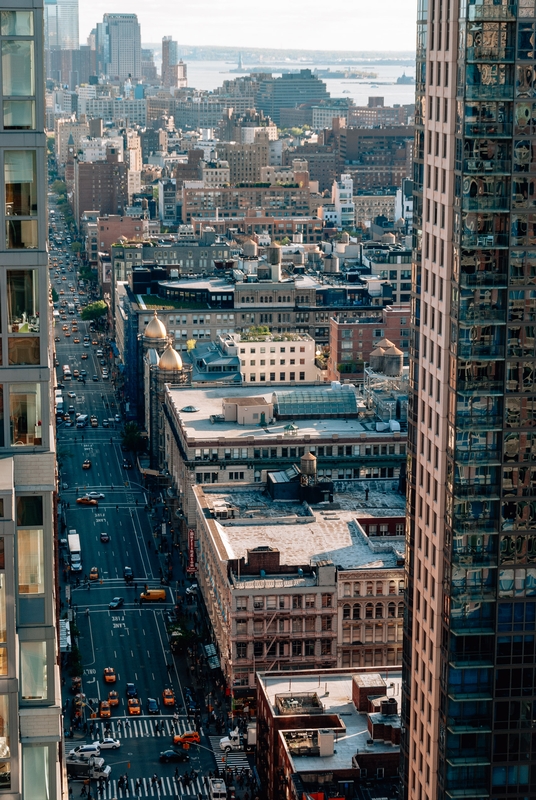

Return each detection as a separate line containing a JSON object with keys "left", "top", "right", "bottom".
{"left": 51, "top": 179, "right": 66, "bottom": 195}
{"left": 120, "top": 422, "right": 146, "bottom": 454}
{"left": 51, "top": 287, "right": 58, "bottom": 303}
{"left": 80, "top": 301, "right": 107, "bottom": 322}
{"left": 70, "top": 241, "right": 82, "bottom": 254}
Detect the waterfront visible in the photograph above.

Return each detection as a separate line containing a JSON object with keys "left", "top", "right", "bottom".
{"left": 182, "top": 60, "right": 416, "bottom": 108}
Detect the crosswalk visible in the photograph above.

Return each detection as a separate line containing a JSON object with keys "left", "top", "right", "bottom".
{"left": 74, "top": 715, "right": 198, "bottom": 741}
{"left": 208, "top": 734, "right": 250, "bottom": 770}
{"left": 93, "top": 774, "right": 208, "bottom": 798}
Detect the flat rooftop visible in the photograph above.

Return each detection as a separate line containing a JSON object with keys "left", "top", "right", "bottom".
{"left": 259, "top": 671, "right": 402, "bottom": 773}
{"left": 166, "top": 385, "right": 400, "bottom": 442}
{"left": 198, "top": 486, "right": 404, "bottom": 570}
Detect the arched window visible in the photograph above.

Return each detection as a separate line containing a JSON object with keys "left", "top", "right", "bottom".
{"left": 388, "top": 602, "right": 396, "bottom": 618}
{"left": 343, "top": 582, "right": 351, "bottom": 597}
{"left": 389, "top": 580, "right": 396, "bottom": 595}
{"left": 343, "top": 604, "right": 350, "bottom": 620}
{"left": 398, "top": 603, "right": 404, "bottom": 617}
{"left": 353, "top": 583, "right": 361, "bottom": 596}
{"left": 365, "top": 603, "right": 374, "bottom": 619}
{"left": 375, "top": 603, "right": 383, "bottom": 619}
{"left": 352, "top": 604, "right": 360, "bottom": 620}
{"left": 366, "top": 582, "right": 373, "bottom": 596}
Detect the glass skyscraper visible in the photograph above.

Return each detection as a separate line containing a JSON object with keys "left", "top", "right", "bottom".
{"left": 403, "top": 0, "right": 536, "bottom": 798}
{"left": 0, "top": 0, "right": 62, "bottom": 796}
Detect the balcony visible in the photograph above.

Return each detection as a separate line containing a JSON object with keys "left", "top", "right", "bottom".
{"left": 465, "top": 85, "right": 514, "bottom": 101}
{"left": 466, "top": 46, "right": 515, "bottom": 62}
{"left": 463, "top": 158, "right": 511, "bottom": 175}
{"left": 452, "top": 304, "right": 506, "bottom": 324}
{"left": 452, "top": 518, "right": 499, "bottom": 536}
{"left": 454, "top": 448, "right": 501, "bottom": 464}
{"left": 462, "top": 196, "right": 510, "bottom": 212}
{"left": 461, "top": 233, "right": 509, "bottom": 248}
{"left": 455, "top": 413, "right": 503, "bottom": 430}
{"left": 453, "top": 483, "right": 500, "bottom": 499}
{"left": 464, "top": 122, "right": 512, "bottom": 138}
{"left": 467, "top": 3, "right": 517, "bottom": 20}
{"left": 456, "top": 343, "right": 505, "bottom": 359}
{"left": 457, "top": 271, "right": 508, "bottom": 289}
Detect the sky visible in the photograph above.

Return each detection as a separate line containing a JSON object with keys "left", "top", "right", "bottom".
{"left": 79, "top": 0, "right": 418, "bottom": 53}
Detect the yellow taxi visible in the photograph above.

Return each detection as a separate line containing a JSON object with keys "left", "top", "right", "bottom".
{"left": 108, "top": 690, "right": 119, "bottom": 707}
{"left": 162, "top": 688, "right": 175, "bottom": 707}
{"left": 89, "top": 567, "right": 99, "bottom": 581}
{"left": 103, "top": 667, "right": 116, "bottom": 684}
{"left": 127, "top": 698, "right": 141, "bottom": 716}
{"left": 99, "top": 700, "right": 111, "bottom": 719}
{"left": 173, "top": 730, "right": 200, "bottom": 746}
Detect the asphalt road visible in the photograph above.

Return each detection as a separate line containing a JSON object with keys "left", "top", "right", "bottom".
{"left": 55, "top": 314, "right": 219, "bottom": 797}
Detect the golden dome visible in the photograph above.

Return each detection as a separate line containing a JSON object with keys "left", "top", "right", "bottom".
{"left": 158, "top": 343, "right": 183, "bottom": 371}
{"left": 144, "top": 311, "right": 167, "bottom": 339}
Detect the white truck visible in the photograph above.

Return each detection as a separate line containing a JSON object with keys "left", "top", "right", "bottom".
{"left": 208, "top": 778, "right": 226, "bottom": 800}
{"left": 66, "top": 758, "right": 111, "bottom": 782}
{"left": 67, "top": 532, "right": 82, "bottom": 573}
{"left": 219, "top": 724, "right": 257, "bottom": 753}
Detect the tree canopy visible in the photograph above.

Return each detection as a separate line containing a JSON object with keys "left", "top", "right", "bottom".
{"left": 80, "top": 301, "right": 107, "bottom": 321}
{"left": 120, "top": 422, "right": 146, "bottom": 454}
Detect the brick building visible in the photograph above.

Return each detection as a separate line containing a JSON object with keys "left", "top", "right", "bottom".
{"left": 73, "top": 149, "right": 128, "bottom": 222}
{"left": 181, "top": 184, "right": 315, "bottom": 224}
{"left": 327, "top": 304, "right": 411, "bottom": 381}
{"left": 95, "top": 215, "right": 149, "bottom": 255}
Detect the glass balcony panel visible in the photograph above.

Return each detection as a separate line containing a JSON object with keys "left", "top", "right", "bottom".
{"left": 464, "top": 158, "right": 511, "bottom": 174}
{"left": 462, "top": 197, "right": 510, "bottom": 211}
{"left": 466, "top": 46, "right": 515, "bottom": 62}
{"left": 465, "top": 85, "right": 514, "bottom": 100}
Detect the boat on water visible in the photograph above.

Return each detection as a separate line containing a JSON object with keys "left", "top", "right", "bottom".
{"left": 397, "top": 72, "right": 415, "bottom": 85}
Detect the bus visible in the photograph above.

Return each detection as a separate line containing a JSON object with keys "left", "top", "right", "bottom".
{"left": 62, "top": 364, "right": 72, "bottom": 381}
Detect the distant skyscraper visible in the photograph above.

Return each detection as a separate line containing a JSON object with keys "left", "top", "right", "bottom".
{"left": 102, "top": 13, "right": 141, "bottom": 81}
{"left": 402, "top": 0, "right": 536, "bottom": 799}
{"left": 161, "top": 37, "right": 185, "bottom": 89}
{"left": 44, "top": 0, "right": 78, "bottom": 50}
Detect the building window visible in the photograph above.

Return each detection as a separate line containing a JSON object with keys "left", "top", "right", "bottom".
{"left": 343, "top": 604, "right": 350, "bottom": 620}
{"left": 305, "top": 594, "right": 315, "bottom": 608}
{"left": 236, "top": 643, "right": 247, "bottom": 659}
{"left": 304, "top": 640, "right": 315, "bottom": 656}
{"left": 20, "top": 640, "right": 47, "bottom": 700}
{"left": 321, "top": 640, "right": 332, "bottom": 656}
{"left": 292, "top": 641, "right": 302, "bottom": 657}
{"left": 321, "top": 594, "right": 332, "bottom": 608}
{"left": 236, "top": 597, "right": 247, "bottom": 611}
{"left": 18, "top": 528, "right": 44, "bottom": 594}
{"left": 236, "top": 619, "right": 247, "bottom": 635}
{"left": 253, "top": 596, "right": 264, "bottom": 610}
{"left": 9, "top": 383, "right": 41, "bottom": 445}
{"left": 321, "top": 616, "right": 332, "bottom": 631}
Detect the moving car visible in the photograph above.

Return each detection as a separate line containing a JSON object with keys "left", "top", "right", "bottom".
{"left": 127, "top": 698, "right": 141, "bottom": 716}
{"left": 102, "top": 419, "right": 109, "bottom": 427}
{"left": 99, "top": 700, "right": 110, "bottom": 719}
{"left": 100, "top": 531, "right": 110, "bottom": 543}
{"left": 107, "top": 691, "right": 119, "bottom": 707}
{"left": 88, "top": 492, "right": 105, "bottom": 500}
{"left": 69, "top": 744, "right": 100, "bottom": 759}
{"left": 92, "top": 375, "right": 98, "bottom": 381}
{"left": 146, "top": 698, "right": 159, "bottom": 715}
{"left": 123, "top": 566, "right": 133, "bottom": 583}
{"left": 89, "top": 567, "right": 99, "bottom": 581}
{"left": 122, "top": 460, "right": 132, "bottom": 470}
{"left": 76, "top": 496, "right": 98, "bottom": 506}
{"left": 94, "top": 737, "right": 120, "bottom": 750}
{"left": 159, "top": 750, "right": 189, "bottom": 764}
{"left": 67, "top": 391, "right": 76, "bottom": 398}
{"left": 173, "top": 730, "right": 200, "bottom": 746}
{"left": 162, "top": 688, "right": 175, "bottom": 707}
{"left": 125, "top": 683, "right": 137, "bottom": 698}
{"left": 103, "top": 667, "right": 116, "bottom": 684}
{"left": 109, "top": 597, "right": 124, "bottom": 610}
{"left": 186, "top": 584, "right": 198, "bottom": 595}
{"left": 82, "top": 460, "right": 91, "bottom": 469}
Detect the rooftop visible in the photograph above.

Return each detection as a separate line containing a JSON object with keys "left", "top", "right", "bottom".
{"left": 166, "top": 385, "right": 401, "bottom": 442}
{"left": 196, "top": 485, "right": 405, "bottom": 570}
{"left": 259, "top": 671, "right": 402, "bottom": 773}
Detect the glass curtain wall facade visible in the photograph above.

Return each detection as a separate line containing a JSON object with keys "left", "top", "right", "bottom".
{"left": 403, "top": 0, "right": 536, "bottom": 798}
{"left": 0, "top": 0, "right": 62, "bottom": 797}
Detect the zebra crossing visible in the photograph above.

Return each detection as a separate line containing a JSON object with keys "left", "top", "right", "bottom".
{"left": 208, "top": 735, "right": 251, "bottom": 770}
{"left": 97, "top": 774, "right": 208, "bottom": 798}
{"left": 81, "top": 716, "right": 198, "bottom": 740}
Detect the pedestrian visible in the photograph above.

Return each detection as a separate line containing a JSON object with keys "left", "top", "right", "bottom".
{"left": 116, "top": 505, "right": 118, "bottom": 512}
{"left": 175, "top": 767, "right": 179, "bottom": 779}
{"left": 85, "top": 608, "right": 89, "bottom": 616}
{"left": 124, "top": 719, "right": 130, "bottom": 729}
{"left": 80, "top": 786, "right": 87, "bottom": 798}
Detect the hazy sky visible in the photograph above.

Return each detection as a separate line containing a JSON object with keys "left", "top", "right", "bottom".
{"left": 79, "top": 0, "right": 418, "bottom": 52}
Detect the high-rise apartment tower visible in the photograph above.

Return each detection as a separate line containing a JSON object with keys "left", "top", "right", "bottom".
{"left": 101, "top": 13, "right": 141, "bottom": 81}
{"left": 0, "top": 0, "right": 62, "bottom": 796}
{"left": 403, "top": 0, "right": 536, "bottom": 798}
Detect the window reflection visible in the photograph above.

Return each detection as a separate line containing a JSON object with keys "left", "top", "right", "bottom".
{"left": 17, "top": 529, "right": 44, "bottom": 594}
{"left": 0, "top": 11, "right": 33, "bottom": 36}
{"left": 6, "top": 219, "right": 37, "bottom": 249}
{"left": 21, "top": 641, "right": 47, "bottom": 700}
{"left": 16, "top": 496, "right": 42, "bottom": 526}
{"left": 5, "top": 151, "right": 36, "bottom": 216}
{"left": 3, "top": 100, "right": 34, "bottom": 130}
{"left": 8, "top": 337, "right": 39, "bottom": 365}
{"left": 7, "top": 270, "right": 39, "bottom": 332}
{"left": 2, "top": 40, "right": 33, "bottom": 97}
{"left": 9, "top": 383, "right": 41, "bottom": 445}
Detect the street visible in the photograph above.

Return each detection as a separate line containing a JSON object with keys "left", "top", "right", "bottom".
{"left": 55, "top": 316, "right": 247, "bottom": 798}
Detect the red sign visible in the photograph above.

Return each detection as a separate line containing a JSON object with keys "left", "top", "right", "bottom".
{"left": 187, "top": 528, "right": 197, "bottom": 574}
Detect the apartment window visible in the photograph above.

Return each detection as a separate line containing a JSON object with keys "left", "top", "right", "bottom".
{"left": 236, "top": 643, "right": 247, "bottom": 659}
{"left": 18, "top": 528, "right": 44, "bottom": 594}
{"left": 292, "top": 595, "right": 302, "bottom": 609}
{"left": 9, "top": 383, "right": 41, "bottom": 445}
{"left": 321, "top": 640, "right": 332, "bottom": 656}
{"left": 292, "top": 641, "right": 302, "bottom": 657}
{"left": 5, "top": 150, "right": 38, "bottom": 248}
{"left": 236, "top": 597, "right": 247, "bottom": 611}
{"left": 321, "top": 616, "right": 332, "bottom": 631}
{"left": 253, "top": 597, "right": 264, "bottom": 610}
{"left": 305, "top": 594, "right": 315, "bottom": 608}
{"left": 321, "top": 594, "right": 332, "bottom": 608}
{"left": 2, "top": 13, "right": 35, "bottom": 133}
{"left": 236, "top": 619, "right": 247, "bottom": 635}
{"left": 304, "top": 640, "right": 315, "bottom": 656}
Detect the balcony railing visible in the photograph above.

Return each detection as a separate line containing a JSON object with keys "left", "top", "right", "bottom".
{"left": 465, "top": 85, "right": 514, "bottom": 101}
{"left": 454, "top": 449, "right": 501, "bottom": 464}
{"left": 456, "top": 343, "right": 505, "bottom": 359}
{"left": 463, "top": 158, "right": 511, "bottom": 175}
{"left": 461, "top": 233, "right": 509, "bottom": 248}
{"left": 456, "top": 305, "right": 506, "bottom": 323}
{"left": 453, "top": 483, "right": 500, "bottom": 499}
{"left": 464, "top": 122, "right": 512, "bottom": 138}
{"left": 462, "top": 197, "right": 510, "bottom": 212}
{"left": 457, "top": 272, "right": 508, "bottom": 289}
{"left": 467, "top": 3, "right": 517, "bottom": 20}
{"left": 455, "top": 414, "right": 503, "bottom": 430}
{"left": 466, "top": 46, "right": 515, "bottom": 62}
